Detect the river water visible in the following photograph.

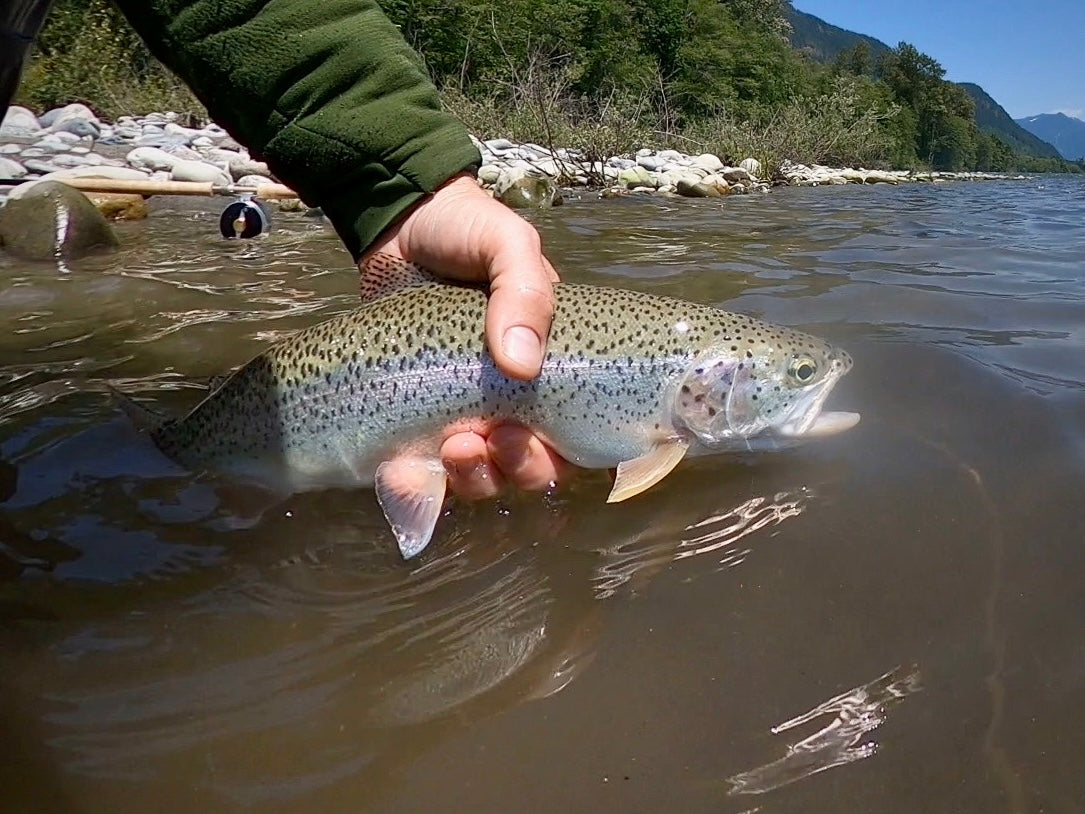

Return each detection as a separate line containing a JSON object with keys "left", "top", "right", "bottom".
{"left": 1, "top": 177, "right": 1083, "bottom": 813}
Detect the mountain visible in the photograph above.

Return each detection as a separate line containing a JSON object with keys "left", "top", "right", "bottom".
{"left": 787, "top": 7, "right": 1062, "bottom": 161}
{"left": 787, "top": 6, "right": 892, "bottom": 65}
{"left": 958, "top": 84, "right": 1062, "bottom": 160}
{"left": 1014, "top": 113, "right": 1085, "bottom": 161}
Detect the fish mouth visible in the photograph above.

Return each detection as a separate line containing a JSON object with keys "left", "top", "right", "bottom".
{"left": 775, "top": 354, "right": 860, "bottom": 439}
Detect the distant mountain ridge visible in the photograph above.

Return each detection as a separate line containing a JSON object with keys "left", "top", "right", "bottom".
{"left": 959, "top": 84, "right": 1062, "bottom": 160}
{"left": 787, "top": 6, "right": 893, "bottom": 65}
{"left": 787, "top": 6, "right": 1061, "bottom": 160}
{"left": 1014, "top": 113, "right": 1085, "bottom": 161}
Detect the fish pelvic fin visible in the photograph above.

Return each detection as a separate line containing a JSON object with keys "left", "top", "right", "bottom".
{"left": 107, "top": 384, "right": 171, "bottom": 433}
{"left": 375, "top": 456, "right": 448, "bottom": 559}
{"left": 607, "top": 438, "right": 690, "bottom": 503}
{"left": 359, "top": 252, "right": 439, "bottom": 301}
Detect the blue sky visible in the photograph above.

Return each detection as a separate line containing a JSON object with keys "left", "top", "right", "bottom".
{"left": 792, "top": 1, "right": 1085, "bottom": 120}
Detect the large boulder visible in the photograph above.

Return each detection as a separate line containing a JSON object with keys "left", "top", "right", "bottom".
{"left": 0, "top": 106, "right": 41, "bottom": 137}
{"left": 0, "top": 181, "right": 119, "bottom": 260}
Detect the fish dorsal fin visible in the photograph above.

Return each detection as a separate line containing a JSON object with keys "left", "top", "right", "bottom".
{"left": 106, "top": 384, "right": 171, "bottom": 432}
{"left": 360, "top": 252, "right": 438, "bottom": 301}
{"left": 607, "top": 438, "right": 690, "bottom": 503}
{"left": 374, "top": 456, "right": 448, "bottom": 558}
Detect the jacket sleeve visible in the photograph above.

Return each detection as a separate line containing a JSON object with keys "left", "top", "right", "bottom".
{"left": 112, "top": 0, "right": 481, "bottom": 260}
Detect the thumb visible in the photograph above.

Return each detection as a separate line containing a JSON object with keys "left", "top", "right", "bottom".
{"left": 484, "top": 234, "right": 557, "bottom": 380}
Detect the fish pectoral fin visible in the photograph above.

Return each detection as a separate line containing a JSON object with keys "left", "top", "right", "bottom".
{"left": 374, "top": 457, "right": 448, "bottom": 559}
{"left": 359, "top": 253, "right": 438, "bottom": 301}
{"left": 607, "top": 438, "right": 690, "bottom": 504}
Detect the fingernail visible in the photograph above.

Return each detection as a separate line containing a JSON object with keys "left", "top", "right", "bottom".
{"left": 502, "top": 325, "right": 542, "bottom": 371}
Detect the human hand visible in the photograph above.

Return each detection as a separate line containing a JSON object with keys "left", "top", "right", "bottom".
{"left": 360, "top": 172, "right": 572, "bottom": 499}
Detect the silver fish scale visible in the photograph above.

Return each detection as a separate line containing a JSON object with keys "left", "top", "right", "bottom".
{"left": 152, "top": 282, "right": 830, "bottom": 484}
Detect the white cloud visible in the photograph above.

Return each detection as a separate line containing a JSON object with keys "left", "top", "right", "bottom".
{"left": 1053, "top": 107, "right": 1084, "bottom": 120}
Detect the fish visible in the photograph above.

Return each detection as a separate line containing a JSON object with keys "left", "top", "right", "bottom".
{"left": 114, "top": 254, "right": 859, "bottom": 559}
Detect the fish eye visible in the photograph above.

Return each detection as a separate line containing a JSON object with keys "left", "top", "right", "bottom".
{"left": 788, "top": 356, "right": 819, "bottom": 384}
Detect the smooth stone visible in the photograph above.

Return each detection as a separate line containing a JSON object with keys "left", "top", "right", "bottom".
{"left": 636, "top": 154, "right": 664, "bottom": 171}
{"left": 15, "top": 147, "right": 47, "bottom": 159}
{"left": 164, "top": 122, "right": 203, "bottom": 142}
{"left": 690, "top": 153, "right": 724, "bottom": 172}
{"left": 87, "top": 192, "right": 149, "bottom": 221}
{"left": 0, "top": 156, "right": 28, "bottom": 179}
{"left": 739, "top": 157, "right": 761, "bottom": 177}
{"left": 617, "top": 166, "right": 654, "bottom": 189}
{"left": 476, "top": 164, "right": 502, "bottom": 185}
{"left": 49, "top": 118, "right": 100, "bottom": 138}
{"left": 41, "top": 103, "right": 99, "bottom": 127}
{"left": 721, "top": 167, "right": 751, "bottom": 183}
{"left": 0, "top": 180, "right": 118, "bottom": 260}
{"left": 169, "top": 160, "right": 231, "bottom": 185}
{"left": 159, "top": 143, "right": 205, "bottom": 161}
{"left": 657, "top": 149, "right": 684, "bottom": 162}
{"left": 484, "top": 138, "right": 515, "bottom": 152}
{"left": 1, "top": 106, "right": 42, "bottom": 136}
{"left": 0, "top": 144, "right": 22, "bottom": 155}
{"left": 48, "top": 154, "right": 99, "bottom": 169}
{"left": 676, "top": 178, "right": 722, "bottom": 198}
{"left": 31, "top": 138, "right": 69, "bottom": 153}
{"left": 231, "top": 173, "right": 261, "bottom": 187}
{"left": 494, "top": 172, "right": 562, "bottom": 209}
{"left": 23, "top": 159, "right": 64, "bottom": 175}
{"left": 226, "top": 156, "right": 270, "bottom": 180}
{"left": 127, "top": 146, "right": 180, "bottom": 171}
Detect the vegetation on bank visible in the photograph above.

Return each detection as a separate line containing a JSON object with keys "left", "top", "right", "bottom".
{"left": 16, "top": 0, "right": 1080, "bottom": 176}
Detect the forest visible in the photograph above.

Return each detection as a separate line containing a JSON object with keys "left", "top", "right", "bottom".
{"left": 16, "top": 0, "right": 1077, "bottom": 174}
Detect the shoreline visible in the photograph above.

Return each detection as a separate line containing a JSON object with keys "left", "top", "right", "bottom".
{"left": 1, "top": 104, "right": 1032, "bottom": 213}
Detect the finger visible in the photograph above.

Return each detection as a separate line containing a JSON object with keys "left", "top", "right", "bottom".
{"left": 442, "top": 432, "right": 505, "bottom": 500}
{"left": 487, "top": 425, "right": 573, "bottom": 492}
{"left": 484, "top": 233, "right": 556, "bottom": 381}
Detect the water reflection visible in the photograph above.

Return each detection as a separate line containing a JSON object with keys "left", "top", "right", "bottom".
{"left": 728, "top": 665, "right": 922, "bottom": 795}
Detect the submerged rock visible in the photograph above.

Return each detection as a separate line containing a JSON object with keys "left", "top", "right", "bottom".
{"left": 494, "top": 171, "right": 563, "bottom": 208}
{"left": 87, "top": 192, "right": 149, "bottom": 221}
{"left": 0, "top": 181, "right": 119, "bottom": 260}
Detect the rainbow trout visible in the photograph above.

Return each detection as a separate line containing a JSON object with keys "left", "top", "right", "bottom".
{"left": 117, "top": 255, "right": 859, "bottom": 558}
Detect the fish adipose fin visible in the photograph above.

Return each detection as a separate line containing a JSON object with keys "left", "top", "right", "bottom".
{"left": 107, "top": 384, "right": 170, "bottom": 432}
{"left": 607, "top": 438, "right": 690, "bottom": 503}
{"left": 375, "top": 457, "right": 448, "bottom": 558}
{"left": 359, "top": 253, "right": 438, "bottom": 301}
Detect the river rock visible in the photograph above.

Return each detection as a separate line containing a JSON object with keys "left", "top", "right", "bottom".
{"left": 0, "top": 180, "right": 118, "bottom": 260}
{"left": 39, "top": 103, "right": 99, "bottom": 129}
{"left": 226, "top": 155, "right": 271, "bottom": 180}
{"left": 738, "top": 158, "right": 761, "bottom": 178}
{"left": 690, "top": 153, "right": 724, "bottom": 172}
{"left": 23, "top": 158, "right": 65, "bottom": 175}
{"left": 493, "top": 171, "right": 562, "bottom": 208}
{"left": 169, "top": 160, "right": 231, "bottom": 185}
{"left": 127, "top": 146, "right": 180, "bottom": 172}
{"left": 0, "top": 106, "right": 42, "bottom": 137}
{"left": 617, "top": 166, "right": 654, "bottom": 189}
{"left": 721, "top": 167, "right": 751, "bottom": 183}
{"left": 87, "top": 192, "right": 149, "bottom": 221}
{"left": 49, "top": 118, "right": 101, "bottom": 139}
{"left": 0, "top": 157, "right": 28, "bottom": 179}
{"left": 676, "top": 177, "right": 722, "bottom": 198}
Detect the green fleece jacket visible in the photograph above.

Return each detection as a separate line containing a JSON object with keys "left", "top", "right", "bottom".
{"left": 112, "top": 0, "right": 481, "bottom": 260}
